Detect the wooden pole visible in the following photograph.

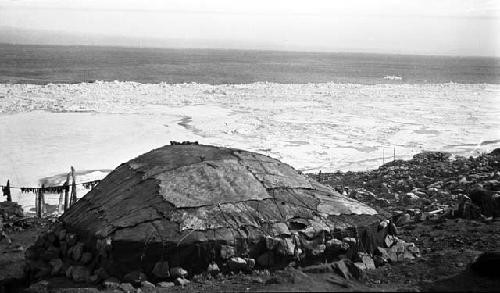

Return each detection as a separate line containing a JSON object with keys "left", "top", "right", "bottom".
{"left": 64, "top": 173, "right": 70, "bottom": 211}
{"left": 58, "top": 191, "right": 64, "bottom": 214}
{"left": 37, "top": 184, "right": 44, "bottom": 218}
{"left": 393, "top": 147, "right": 396, "bottom": 162}
{"left": 2, "top": 180, "right": 11, "bottom": 202}
{"left": 41, "top": 184, "right": 46, "bottom": 215}
{"left": 70, "top": 166, "right": 77, "bottom": 206}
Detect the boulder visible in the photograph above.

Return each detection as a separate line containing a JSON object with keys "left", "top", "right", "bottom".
{"left": 470, "top": 251, "right": 500, "bottom": 278}
{"left": 169, "top": 267, "right": 188, "bottom": 278}
{"left": 157, "top": 281, "right": 175, "bottom": 288}
{"left": 123, "top": 270, "right": 147, "bottom": 286}
{"left": 71, "top": 266, "right": 90, "bottom": 283}
{"left": 227, "top": 257, "right": 248, "bottom": 271}
{"left": 152, "top": 261, "right": 170, "bottom": 279}
{"left": 80, "top": 252, "right": 93, "bottom": 265}
{"left": 332, "top": 259, "right": 353, "bottom": 279}
{"left": 49, "top": 258, "right": 63, "bottom": 275}
{"left": 174, "top": 277, "right": 190, "bottom": 287}
{"left": 103, "top": 277, "right": 120, "bottom": 289}
{"left": 0, "top": 202, "right": 23, "bottom": 219}
{"left": 118, "top": 283, "right": 135, "bottom": 293}
{"left": 207, "top": 262, "right": 220, "bottom": 274}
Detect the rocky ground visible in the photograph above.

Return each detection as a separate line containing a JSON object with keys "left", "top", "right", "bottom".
{"left": 1, "top": 149, "right": 499, "bottom": 292}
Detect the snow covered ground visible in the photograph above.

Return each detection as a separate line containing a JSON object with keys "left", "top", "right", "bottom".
{"left": 0, "top": 81, "right": 499, "bottom": 210}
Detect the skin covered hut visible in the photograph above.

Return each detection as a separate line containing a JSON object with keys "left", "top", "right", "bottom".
{"left": 58, "top": 144, "right": 390, "bottom": 279}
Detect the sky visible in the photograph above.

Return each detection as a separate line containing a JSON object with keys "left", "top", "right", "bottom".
{"left": 0, "top": 0, "right": 499, "bottom": 56}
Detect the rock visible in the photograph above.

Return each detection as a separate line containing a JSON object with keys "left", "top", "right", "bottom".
{"left": 80, "top": 252, "right": 93, "bottom": 264}
{"left": 378, "top": 220, "right": 389, "bottom": 230}
{"left": 272, "top": 222, "right": 291, "bottom": 236}
{"left": 24, "top": 280, "right": 49, "bottom": 293}
{"left": 118, "top": 282, "right": 135, "bottom": 293}
{"left": 46, "top": 232, "right": 56, "bottom": 245}
{"left": 70, "top": 242, "right": 84, "bottom": 261}
{"left": 141, "top": 280, "right": 156, "bottom": 290}
{"left": 41, "top": 246, "right": 60, "bottom": 261}
{"left": 245, "top": 258, "right": 256, "bottom": 270}
{"left": 396, "top": 213, "right": 411, "bottom": 226}
{"left": 388, "top": 222, "right": 398, "bottom": 235}
{"left": 357, "top": 252, "right": 376, "bottom": 270}
{"left": 302, "top": 263, "right": 335, "bottom": 273}
{"left": 311, "top": 244, "right": 326, "bottom": 256}
{"left": 58, "top": 229, "right": 67, "bottom": 241}
{"left": 227, "top": 257, "right": 248, "bottom": 271}
{"left": 277, "top": 238, "right": 296, "bottom": 256}
{"left": 152, "top": 261, "right": 170, "bottom": 279}
{"left": 332, "top": 259, "right": 353, "bottom": 279}
{"left": 342, "top": 237, "right": 357, "bottom": 246}
{"left": 207, "top": 262, "right": 220, "bottom": 274}
{"left": 267, "top": 268, "right": 311, "bottom": 284}
{"left": 174, "top": 277, "right": 190, "bottom": 287}
{"left": 59, "top": 241, "right": 68, "bottom": 256}
{"left": 123, "top": 270, "right": 147, "bottom": 286}
{"left": 470, "top": 251, "right": 500, "bottom": 278}
{"left": 0, "top": 202, "right": 23, "bottom": 218}
{"left": 402, "top": 192, "right": 420, "bottom": 204}
{"left": 326, "top": 238, "right": 349, "bottom": 253}
{"left": 169, "top": 266, "right": 188, "bottom": 278}
{"left": 104, "top": 277, "right": 121, "bottom": 289}
{"left": 65, "top": 233, "right": 77, "bottom": 247}
{"left": 257, "top": 251, "right": 275, "bottom": 267}
{"left": 157, "top": 281, "right": 175, "bottom": 288}
{"left": 352, "top": 262, "right": 368, "bottom": 279}
{"left": 384, "top": 235, "right": 396, "bottom": 248}
{"left": 71, "top": 266, "right": 91, "bottom": 283}
{"left": 65, "top": 266, "right": 74, "bottom": 278}
{"left": 302, "top": 226, "right": 316, "bottom": 239}
{"left": 94, "top": 267, "right": 109, "bottom": 280}
{"left": 89, "top": 274, "right": 99, "bottom": 283}
{"left": 49, "top": 258, "right": 63, "bottom": 275}
{"left": 251, "top": 276, "right": 265, "bottom": 284}
{"left": 373, "top": 255, "right": 387, "bottom": 267}
{"left": 220, "top": 245, "right": 236, "bottom": 260}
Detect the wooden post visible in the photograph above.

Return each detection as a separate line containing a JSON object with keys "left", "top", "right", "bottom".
{"left": 58, "top": 190, "right": 64, "bottom": 214}
{"left": 63, "top": 173, "right": 70, "bottom": 211}
{"left": 70, "top": 166, "right": 77, "bottom": 206}
{"left": 35, "top": 189, "right": 38, "bottom": 217}
{"left": 37, "top": 184, "right": 44, "bottom": 218}
{"left": 393, "top": 147, "right": 396, "bottom": 162}
{"left": 41, "top": 184, "right": 46, "bottom": 215}
{"left": 2, "top": 180, "right": 11, "bottom": 202}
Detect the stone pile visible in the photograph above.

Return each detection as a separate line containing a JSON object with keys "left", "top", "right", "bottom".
{"left": 25, "top": 217, "right": 420, "bottom": 290}
{"left": 315, "top": 149, "right": 500, "bottom": 222}
{"left": 0, "top": 201, "right": 24, "bottom": 242}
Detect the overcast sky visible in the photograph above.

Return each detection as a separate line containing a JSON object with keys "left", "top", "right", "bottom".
{"left": 0, "top": 0, "right": 499, "bottom": 56}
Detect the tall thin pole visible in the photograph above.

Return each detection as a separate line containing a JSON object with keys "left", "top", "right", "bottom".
{"left": 64, "top": 173, "right": 70, "bottom": 211}
{"left": 70, "top": 166, "right": 77, "bottom": 205}
{"left": 37, "top": 184, "right": 44, "bottom": 218}
{"left": 393, "top": 147, "right": 396, "bottom": 162}
{"left": 2, "top": 180, "right": 11, "bottom": 202}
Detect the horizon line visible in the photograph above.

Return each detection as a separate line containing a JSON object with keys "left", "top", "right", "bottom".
{"left": 1, "top": 42, "right": 499, "bottom": 60}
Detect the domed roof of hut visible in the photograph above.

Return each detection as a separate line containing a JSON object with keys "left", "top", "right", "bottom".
{"left": 61, "top": 144, "right": 382, "bottom": 275}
